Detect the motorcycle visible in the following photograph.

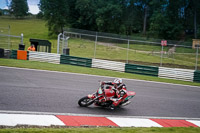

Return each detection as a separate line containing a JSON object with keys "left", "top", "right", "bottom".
{"left": 78, "top": 83, "right": 136, "bottom": 109}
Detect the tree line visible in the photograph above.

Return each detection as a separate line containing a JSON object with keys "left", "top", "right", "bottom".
{"left": 39, "top": 0, "right": 200, "bottom": 40}
{"left": 4, "top": 0, "right": 200, "bottom": 40}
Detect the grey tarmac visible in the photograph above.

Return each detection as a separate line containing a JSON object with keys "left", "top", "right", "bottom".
{"left": 0, "top": 66, "right": 200, "bottom": 118}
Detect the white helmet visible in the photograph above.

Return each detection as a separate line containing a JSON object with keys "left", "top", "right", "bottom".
{"left": 113, "top": 78, "right": 122, "bottom": 84}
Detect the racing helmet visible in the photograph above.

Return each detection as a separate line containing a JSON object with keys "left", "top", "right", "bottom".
{"left": 113, "top": 78, "right": 122, "bottom": 84}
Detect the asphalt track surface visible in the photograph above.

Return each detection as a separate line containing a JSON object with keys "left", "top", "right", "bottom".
{"left": 0, "top": 66, "right": 200, "bottom": 118}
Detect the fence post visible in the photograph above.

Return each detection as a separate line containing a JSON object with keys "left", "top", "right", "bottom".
{"left": 57, "top": 33, "right": 62, "bottom": 54}
{"left": 195, "top": 45, "right": 199, "bottom": 70}
{"left": 93, "top": 32, "right": 98, "bottom": 59}
{"left": 21, "top": 33, "right": 23, "bottom": 44}
{"left": 126, "top": 40, "right": 130, "bottom": 64}
{"left": 8, "top": 25, "right": 10, "bottom": 49}
{"left": 160, "top": 45, "right": 164, "bottom": 67}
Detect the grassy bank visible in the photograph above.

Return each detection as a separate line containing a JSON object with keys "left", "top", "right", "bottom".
{"left": 0, "top": 58, "right": 200, "bottom": 86}
{"left": 0, "top": 127, "right": 200, "bottom": 133}
{"left": 67, "top": 38, "right": 199, "bottom": 69}
{"left": 0, "top": 17, "right": 57, "bottom": 52}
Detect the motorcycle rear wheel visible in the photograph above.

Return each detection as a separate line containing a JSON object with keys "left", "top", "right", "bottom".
{"left": 78, "top": 96, "right": 94, "bottom": 107}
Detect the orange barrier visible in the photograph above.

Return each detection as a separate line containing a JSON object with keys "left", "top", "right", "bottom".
{"left": 17, "top": 50, "right": 27, "bottom": 60}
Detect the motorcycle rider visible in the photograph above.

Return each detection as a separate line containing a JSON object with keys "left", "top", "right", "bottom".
{"left": 101, "top": 78, "right": 127, "bottom": 109}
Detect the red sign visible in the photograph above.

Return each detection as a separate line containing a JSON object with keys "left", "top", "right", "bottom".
{"left": 161, "top": 40, "right": 167, "bottom": 46}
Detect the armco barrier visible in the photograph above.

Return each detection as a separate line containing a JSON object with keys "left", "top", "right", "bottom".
{"left": 8, "top": 50, "right": 199, "bottom": 83}
{"left": 92, "top": 59, "right": 125, "bottom": 72}
{"left": 125, "top": 64, "right": 159, "bottom": 76}
{"left": 193, "top": 70, "right": 200, "bottom": 82}
{"left": 10, "top": 50, "right": 17, "bottom": 59}
{"left": 60, "top": 55, "right": 92, "bottom": 67}
{"left": 10, "top": 50, "right": 29, "bottom": 60}
{"left": 17, "top": 50, "right": 28, "bottom": 60}
{"left": 29, "top": 51, "right": 60, "bottom": 64}
{"left": 159, "top": 67, "right": 194, "bottom": 82}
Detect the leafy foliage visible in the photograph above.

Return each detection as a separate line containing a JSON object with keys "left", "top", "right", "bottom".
{"left": 39, "top": 0, "right": 200, "bottom": 39}
{"left": 39, "top": 0, "right": 69, "bottom": 36}
{"left": 9, "top": 0, "right": 29, "bottom": 18}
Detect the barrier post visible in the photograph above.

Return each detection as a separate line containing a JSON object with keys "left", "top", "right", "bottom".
{"left": 195, "top": 45, "right": 199, "bottom": 70}
{"left": 126, "top": 40, "right": 130, "bottom": 64}
{"left": 93, "top": 32, "right": 97, "bottom": 59}
{"left": 160, "top": 40, "right": 167, "bottom": 67}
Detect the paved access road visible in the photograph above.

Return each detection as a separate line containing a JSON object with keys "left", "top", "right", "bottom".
{"left": 0, "top": 66, "right": 200, "bottom": 118}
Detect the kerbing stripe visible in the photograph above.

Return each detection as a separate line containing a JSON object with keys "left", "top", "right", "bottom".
{"left": 0, "top": 114, "right": 65, "bottom": 126}
{"left": 187, "top": 120, "right": 200, "bottom": 127}
{"left": 107, "top": 117, "right": 162, "bottom": 127}
{"left": 150, "top": 119, "right": 198, "bottom": 127}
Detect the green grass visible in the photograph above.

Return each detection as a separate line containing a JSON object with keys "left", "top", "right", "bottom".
{"left": 0, "top": 17, "right": 48, "bottom": 39}
{"left": 0, "top": 16, "right": 53, "bottom": 51}
{"left": 0, "top": 58, "right": 200, "bottom": 86}
{"left": 0, "top": 127, "right": 200, "bottom": 133}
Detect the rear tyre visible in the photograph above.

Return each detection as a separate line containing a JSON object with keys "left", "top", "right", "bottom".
{"left": 78, "top": 96, "right": 94, "bottom": 107}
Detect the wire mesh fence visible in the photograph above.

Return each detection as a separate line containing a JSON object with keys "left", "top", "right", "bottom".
{"left": 62, "top": 28, "right": 199, "bottom": 70}
{"left": 0, "top": 26, "right": 23, "bottom": 50}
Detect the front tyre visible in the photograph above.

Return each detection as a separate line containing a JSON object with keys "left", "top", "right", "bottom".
{"left": 78, "top": 96, "right": 94, "bottom": 107}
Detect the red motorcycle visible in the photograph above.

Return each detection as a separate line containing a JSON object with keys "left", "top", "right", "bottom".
{"left": 78, "top": 83, "right": 136, "bottom": 109}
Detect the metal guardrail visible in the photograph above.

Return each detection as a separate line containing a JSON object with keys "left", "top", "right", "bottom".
{"left": 29, "top": 51, "right": 60, "bottom": 64}
{"left": 10, "top": 50, "right": 17, "bottom": 59}
{"left": 193, "top": 70, "right": 200, "bottom": 82}
{"left": 60, "top": 55, "right": 92, "bottom": 67}
{"left": 159, "top": 67, "right": 194, "bottom": 82}
{"left": 9, "top": 50, "right": 200, "bottom": 83}
{"left": 92, "top": 59, "right": 125, "bottom": 72}
{"left": 125, "top": 64, "right": 159, "bottom": 76}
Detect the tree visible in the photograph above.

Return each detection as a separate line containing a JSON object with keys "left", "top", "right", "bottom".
{"left": 74, "top": 0, "right": 98, "bottom": 30}
{"left": 9, "top": 0, "right": 29, "bottom": 18}
{"left": 96, "top": 0, "right": 124, "bottom": 34}
{"left": 39, "top": 0, "right": 70, "bottom": 36}
{"left": 190, "top": 0, "right": 200, "bottom": 38}
{"left": 121, "top": 0, "right": 143, "bottom": 35}
{"left": 39, "top": 0, "right": 200, "bottom": 40}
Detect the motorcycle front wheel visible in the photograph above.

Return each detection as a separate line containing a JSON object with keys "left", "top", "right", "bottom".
{"left": 78, "top": 96, "right": 94, "bottom": 107}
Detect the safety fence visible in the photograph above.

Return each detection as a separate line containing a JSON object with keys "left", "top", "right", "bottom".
{"left": 63, "top": 28, "right": 199, "bottom": 71}
{"left": 6, "top": 50, "right": 200, "bottom": 83}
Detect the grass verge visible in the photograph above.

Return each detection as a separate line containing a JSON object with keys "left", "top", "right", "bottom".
{"left": 0, "top": 58, "right": 200, "bottom": 86}
{"left": 0, "top": 127, "right": 200, "bottom": 133}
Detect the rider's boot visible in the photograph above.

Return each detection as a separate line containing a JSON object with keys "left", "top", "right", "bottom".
{"left": 109, "top": 104, "right": 115, "bottom": 110}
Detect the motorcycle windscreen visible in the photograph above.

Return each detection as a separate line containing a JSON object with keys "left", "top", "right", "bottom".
{"left": 98, "top": 88, "right": 103, "bottom": 94}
